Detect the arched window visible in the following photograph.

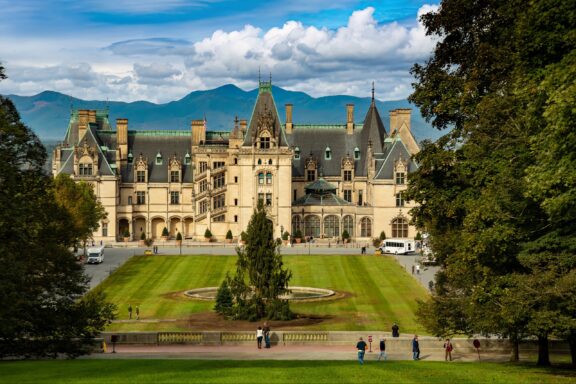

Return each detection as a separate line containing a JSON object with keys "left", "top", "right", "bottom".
{"left": 354, "top": 147, "right": 360, "bottom": 160}
{"left": 324, "top": 215, "right": 340, "bottom": 237}
{"left": 155, "top": 152, "right": 163, "bottom": 165}
{"left": 258, "top": 159, "right": 262, "bottom": 165}
{"left": 325, "top": 146, "right": 332, "bottom": 160}
{"left": 184, "top": 152, "right": 191, "bottom": 165}
{"left": 268, "top": 159, "right": 273, "bottom": 165}
{"left": 304, "top": 215, "right": 320, "bottom": 238}
{"left": 391, "top": 217, "right": 409, "bottom": 238}
{"left": 127, "top": 152, "right": 133, "bottom": 164}
{"left": 294, "top": 147, "right": 300, "bottom": 160}
{"left": 360, "top": 217, "right": 372, "bottom": 237}
{"left": 258, "top": 172, "right": 264, "bottom": 184}
{"left": 292, "top": 215, "right": 301, "bottom": 235}
{"left": 266, "top": 172, "right": 272, "bottom": 184}
{"left": 343, "top": 215, "right": 354, "bottom": 237}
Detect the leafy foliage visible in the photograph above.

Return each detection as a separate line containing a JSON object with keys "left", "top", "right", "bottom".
{"left": 204, "top": 228, "right": 212, "bottom": 239}
{"left": 176, "top": 232, "right": 182, "bottom": 241}
{"left": 407, "top": 0, "right": 576, "bottom": 366}
{"left": 54, "top": 174, "right": 106, "bottom": 249}
{"left": 161, "top": 227, "right": 169, "bottom": 237}
{"left": 0, "top": 78, "right": 115, "bottom": 358}
{"left": 223, "top": 202, "right": 293, "bottom": 321}
{"left": 214, "top": 277, "right": 233, "bottom": 317}
{"left": 225, "top": 230, "right": 233, "bottom": 240}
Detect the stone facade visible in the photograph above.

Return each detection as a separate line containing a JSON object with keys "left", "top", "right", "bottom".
{"left": 52, "top": 82, "right": 420, "bottom": 242}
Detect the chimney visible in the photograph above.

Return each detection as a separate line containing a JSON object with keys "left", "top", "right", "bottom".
{"left": 396, "top": 109, "right": 411, "bottom": 132}
{"left": 240, "top": 119, "right": 247, "bottom": 135}
{"left": 116, "top": 118, "right": 128, "bottom": 161}
{"left": 88, "top": 110, "right": 97, "bottom": 124}
{"left": 346, "top": 104, "right": 354, "bottom": 135}
{"left": 78, "top": 110, "right": 89, "bottom": 141}
{"left": 389, "top": 110, "right": 398, "bottom": 136}
{"left": 285, "top": 104, "right": 293, "bottom": 134}
{"left": 191, "top": 119, "right": 206, "bottom": 146}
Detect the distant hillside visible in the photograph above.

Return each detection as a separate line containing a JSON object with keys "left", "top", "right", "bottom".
{"left": 5, "top": 85, "right": 442, "bottom": 142}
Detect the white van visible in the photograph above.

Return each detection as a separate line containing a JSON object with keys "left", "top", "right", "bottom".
{"left": 380, "top": 239, "right": 415, "bottom": 255}
{"left": 86, "top": 246, "right": 105, "bottom": 264}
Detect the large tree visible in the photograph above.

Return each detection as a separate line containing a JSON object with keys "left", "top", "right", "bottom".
{"left": 54, "top": 173, "right": 106, "bottom": 252}
{"left": 0, "top": 67, "right": 115, "bottom": 357}
{"left": 407, "top": 0, "right": 575, "bottom": 366}
{"left": 217, "top": 202, "right": 293, "bottom": 321}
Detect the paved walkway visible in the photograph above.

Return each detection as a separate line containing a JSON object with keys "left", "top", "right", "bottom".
{"left": 87, "top": 344, "right": 512, "bottom": 362}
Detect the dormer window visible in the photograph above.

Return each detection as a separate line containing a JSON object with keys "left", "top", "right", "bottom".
{"left": 354, "top": 147, "right": 360, "bottom": 160}
{"left": 184, "top": 153, "right": 191, "bottom": 165}
{"left": 127, "top": 152, "right": 133, "bottom": 164}
{"left": 294, "top": 147, "right": 300, "bottom": 160}
{"left": 79, "top": 162, "right": 93, "bottom": 176}
{"left": 155, "top": 152, "right": 163, "bottom": 165}
{"left": 325, "top": 147, "right": 332, "bottom": 160}
{"left": 396, "top": 172, "right": 405, "bottom": 185}
{"left": 260, "top": 136, "right": 270, "bottom": 149}
{"left": 137, "top": 170, "right": 146, "bottom": 183}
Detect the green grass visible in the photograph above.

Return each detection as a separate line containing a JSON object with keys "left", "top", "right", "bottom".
{"left": 1, "top": 360, "right": 574, "bottom": 384}
{"left": 99, "top": 255, "right": 428, "bottom": 333}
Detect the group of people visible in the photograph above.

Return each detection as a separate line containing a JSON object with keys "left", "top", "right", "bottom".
{"left": 355, "top": 322, "right": 455, "bottom": 364}
{"left": 128, "top": 304, "right": 140, "bottom": 320}
{"left": 256, "top": 322, "right": 271, "bottom": 349}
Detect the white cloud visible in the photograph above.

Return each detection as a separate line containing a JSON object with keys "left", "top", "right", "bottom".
{"left": 0, "top": 5, "right": 440, "bottom": 103}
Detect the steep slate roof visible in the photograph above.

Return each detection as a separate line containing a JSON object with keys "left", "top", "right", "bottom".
{"left": 58, "top": 124, "right": 115, "bottom": 177}
{"left": 360, "top": 99, "right": 387, "bottom": 153}
{"left": 304, "top": 178, "right": 338, "bottom": 193}
{"left": 286, "top": 125, "right": 364, "bottom": 177}
{"left": 242, "top": 81, "right": 289, "bottom": 148}
{"left": 374, "top": 137, "right": 419, "bottom": 180}
{"left": 98, "top": 131, "right": 193, "bottom": 183}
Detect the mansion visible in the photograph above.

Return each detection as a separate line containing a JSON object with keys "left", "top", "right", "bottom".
{"left": 52, "top": 81, "right": 420, "bottom": 242}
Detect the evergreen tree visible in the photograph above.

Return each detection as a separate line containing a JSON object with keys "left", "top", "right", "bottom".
{"left": 214, "top": 277, "right": 233, "bottom": 316}
{"left": 0, "top": 67, "right": 115, "bottom": 357}
{"left": 224, "top": 201, "right": 293, "bottom": 320}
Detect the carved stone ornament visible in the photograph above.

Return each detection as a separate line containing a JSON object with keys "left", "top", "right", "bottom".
{"left": 135, "top": 153, "right": 148, "bottom": 170}
{"left": 305, "top": 153, "right": 317, "bottom": 170}
{"left": 341, "top": 153, "right": 354, "bottom": 169}
{"left": 257, "top": 103, "right": 275, "bottom": 136}
{"left": 75, "top": 138, "right": 95, "bottom": 159}
{"left": 394, "top": 155, "right": 408, "bottom": 172}
{"left": 169, "top": 154, "right": 181, "bottom": 170}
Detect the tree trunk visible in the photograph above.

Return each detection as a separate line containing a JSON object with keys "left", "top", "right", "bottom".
{"left": 510, "top": 339, "right": 519, "bottom": 362}
{"left": 537, "top": 335, "right": 551, "bottom": 366}
{"left": 568, "top": 333, "right": 576, "bottom": 367}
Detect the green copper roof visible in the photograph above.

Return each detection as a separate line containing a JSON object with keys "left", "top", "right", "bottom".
{"left": 304, "top": 178, "right": 337, "bottom": 193}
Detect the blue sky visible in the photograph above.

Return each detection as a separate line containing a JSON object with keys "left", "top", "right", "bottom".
{"left": 0, "top": 0, "right": 439, "bottom": 102}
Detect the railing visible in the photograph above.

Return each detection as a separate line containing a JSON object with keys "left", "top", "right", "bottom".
{"left": 211, "top": 185, "right": 227, "bottom": 195}
{"left": 196, "top": 189, "right": 209, "bottom": 200}
{"left": 195, "top": 212, "right": 207, "bottom": 221}
{"left": 212, "top": 206, "right": 227, "bottom": 216}
{"left": 283, "top": 332, "right": 329, "bottom": 343}
{"left": 211, "top": 166, "right": 226, "bottom": 175}
{"left": 157, "top": 332, "right": 202, "bottom": 344}
{"left": 221, "top": 332, "right": 253, "bottom": 343}
{"left": 195, "top": 171, "right": 207, "bottom": 181}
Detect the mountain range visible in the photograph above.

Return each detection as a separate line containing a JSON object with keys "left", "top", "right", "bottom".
{"left": 5, "top": 85, "right": 442, "bottom": 143}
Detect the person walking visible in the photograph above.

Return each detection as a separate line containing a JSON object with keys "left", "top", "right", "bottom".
{"left": 263, "top": 322, "right": 271, "bottom": 348}
{"left": 356, "top": 337, "right": 367, "bottom": 365}
{"left": 128, "top": 304, "right": 132, "bottom": 320}
{"left": 135, "top": 305, "right": 140, "bottom": 320}
{"left": 444, "top": 338, "right": 453, "bottom": 361}
{"left": 416, "top": 264, "right": 420, "bottom": 274}
{"left": 377, "top": 337, "right": 387, "bottom": 361}
{"left": 256, "top": 326, "right": 263, "bottom": 349}
{"left": 412, "top": 335, "right": 420, "bottom": 360}
{"left": 392, "top": 323, "right": 400, "bottom": 337}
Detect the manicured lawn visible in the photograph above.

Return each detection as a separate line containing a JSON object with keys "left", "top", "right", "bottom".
{"left": 1, "top": 360, "right": 574, "bottom": 384}
{"left": 99, "top": 255, "right": 428, "bottom": 333}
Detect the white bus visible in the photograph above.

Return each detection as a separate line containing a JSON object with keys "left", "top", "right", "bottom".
{"left": 86, "top": 246, "right": 105, "bottom": 264}
{"left": 380, "top": 239, "right": 415, "bottom": 255}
